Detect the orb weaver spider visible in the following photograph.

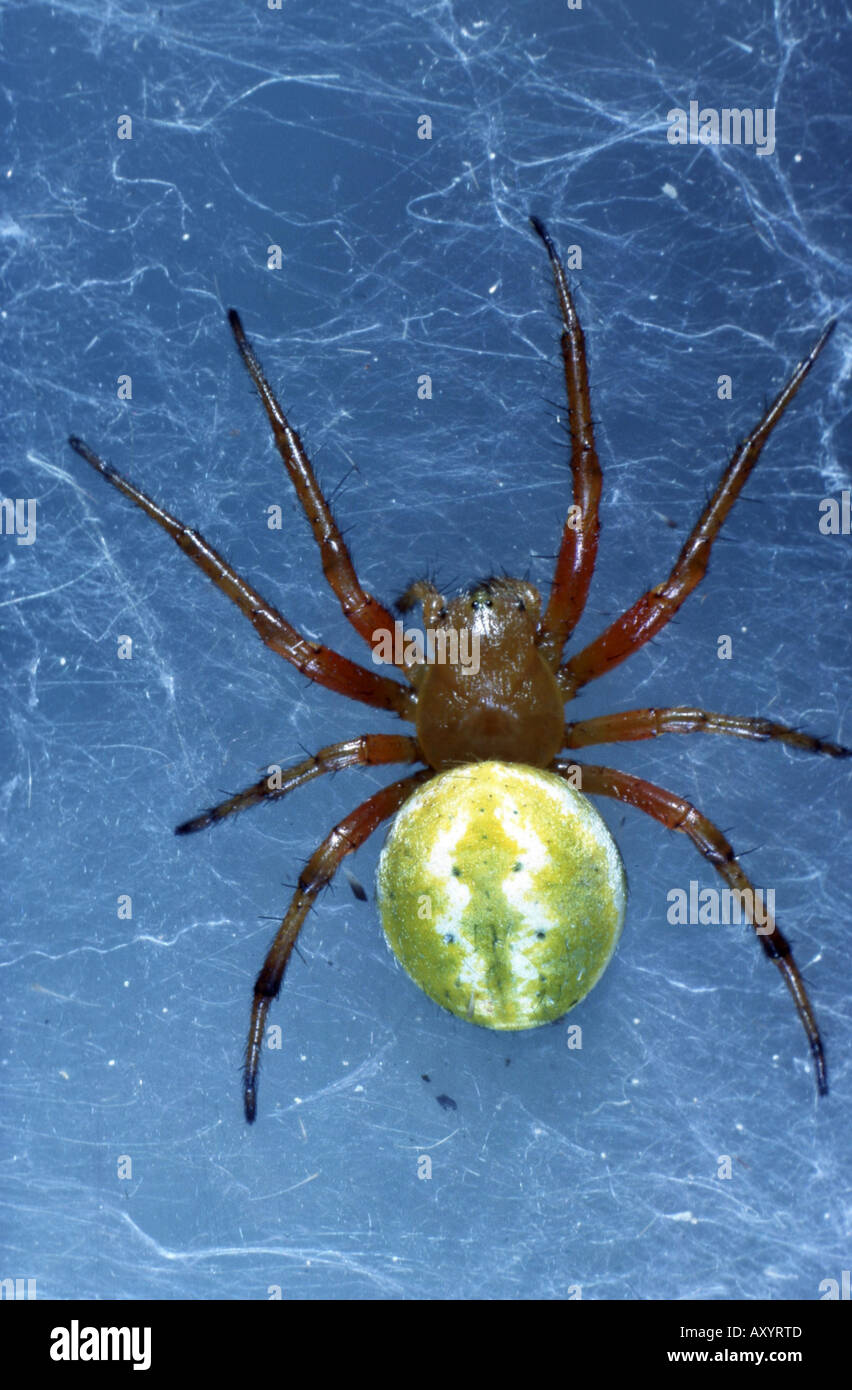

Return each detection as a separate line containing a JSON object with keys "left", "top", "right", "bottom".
{"left": 69, "top": 217, "right": 845, "bottom": 1124}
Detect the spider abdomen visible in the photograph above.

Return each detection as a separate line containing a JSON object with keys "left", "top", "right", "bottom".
{"left": 377, "top": 762, "right": 626, "bottom": 1029}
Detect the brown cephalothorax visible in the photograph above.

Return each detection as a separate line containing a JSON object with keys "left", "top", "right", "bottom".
{"left": 70, "top": 216, "right": 845, "bottom": 1123}
{"left": 412, "top": 578, "right": 566, "bottom": 770}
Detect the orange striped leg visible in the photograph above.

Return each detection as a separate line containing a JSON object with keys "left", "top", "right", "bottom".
{"left": 244, "top": 769, "right": 432, "bottom": 1122}
{"left": 176, "top": 733, "right": 422, "bottom": 834}
{"left": 563, "top": 708, "right": 849, "bottom": 758}
{"left": 558, "top": 320, "right": 836, "bottom": 697}
{"left": 68, "top": 437, "right": 414, "bottom": 719}
{"left": 228, "top": 311, "right": 408, "bottom": 671}
{"left": 530, "top": 217, "right": 602, "bottom": 666}
{"left": 554, "top": 759, "right": 828, "bottom": 1097}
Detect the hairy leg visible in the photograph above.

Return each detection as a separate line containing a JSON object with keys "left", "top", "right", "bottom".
{"left": 563, "top": 707, "right": 849, "bottom": 758}
{"left": 175, "top": 733, "right": 422, "bottom": 834}
{"left": 530, "top": 217, "right": 602, "bottom": 666}
{"left": 553, "top": 759, "right": 827, "bottom": 1096}
{"left": 243, "top": 769, "right": 432, "bottom": 1122}
{"left": 68, "top": 437, "right": 415, "bottom": 719}
{"left": 228, "top": 310, "right": 406, "bottom": 668}
{"left": 558, "top": 320, "right": 836, "bottom": 696}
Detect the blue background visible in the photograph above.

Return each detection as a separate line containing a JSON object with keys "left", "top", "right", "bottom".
{"left": 2, "top": 0, "right": 850, "bottom": 1300}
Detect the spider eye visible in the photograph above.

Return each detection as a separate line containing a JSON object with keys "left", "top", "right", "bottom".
{"left": 517, "top": 599, "right": 526, "bottom": 612}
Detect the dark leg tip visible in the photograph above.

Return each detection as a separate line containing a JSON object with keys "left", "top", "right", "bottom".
{"left": 68, "top": 435, "right": 95, "bottom": 465}
{"left": 814, "top": 1046, "right": 828, "bottom": 1097}
{"left": 244, "top": 1088, "right": 257, "bottom": 1124}
{"left": 529, "top": 214, "right": 554, "bottom": 251}
{"left": 68, "top": 435, "right": 113, "bottom": 478}
{"left": 175, "top": 802, "right": 222, "bottom": 833}
{"left": 174, "top": 813, "right": 208, "bottom": 835}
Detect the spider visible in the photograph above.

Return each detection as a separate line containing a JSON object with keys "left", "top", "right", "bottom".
{"left": 69, "top": 216, "right": 846, "bottom": 1124}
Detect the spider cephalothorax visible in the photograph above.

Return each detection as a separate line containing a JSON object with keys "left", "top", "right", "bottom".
{"left": 402, "top": 576, "right": 565, "bottom": 769}
{"left": 70, "top": 216, "right": 845, "bottom": 1123}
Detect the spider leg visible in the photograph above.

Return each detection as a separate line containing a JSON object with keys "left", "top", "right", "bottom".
{"left": 227, "top": 311, "right": 410, "bottom": 674}
{"left": 530, "top": 217, "right": 602, "bottom": 666}
{"left": 564, "top": 707, "right": 850, "bottom": 758}
{"left": 68, "top": 437, "right": 415, "bottom": 719}
{"left": 557, "top": 759, "right": 828, "bottom": 1097}
{"left": 558, "top": 320, "right": 836, "bottom": 696}
{"left": 243, "top": 769, "right": 432, "bottom": 1122}
{"left": 175, "top": 732, "right": 422, "bottom": 834}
